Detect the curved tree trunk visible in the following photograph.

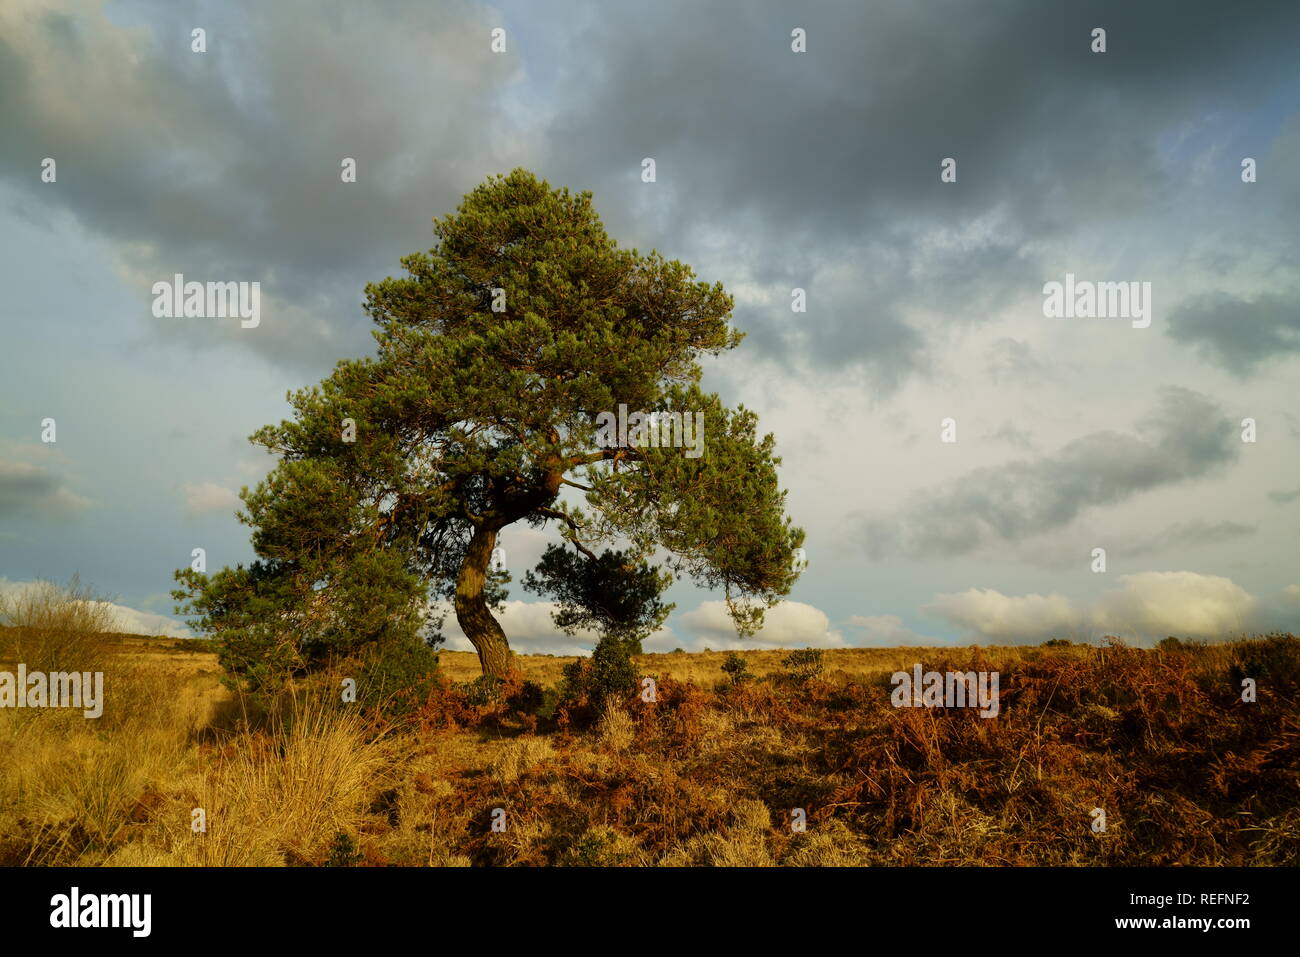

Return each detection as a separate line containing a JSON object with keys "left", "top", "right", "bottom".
{"left": 454, "top": 527, "right": 512, "bottom": 678}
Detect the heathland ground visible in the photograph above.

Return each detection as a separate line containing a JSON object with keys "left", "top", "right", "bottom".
{"left": 1, "top": 622, "right": 1296, "bottom": 867}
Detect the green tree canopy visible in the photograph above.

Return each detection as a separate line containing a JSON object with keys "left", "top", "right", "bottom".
{"left": 175, "top": 169, "right": 804, "bottom": 684}
{"left": 523, "top": 544, "right": 673, "bottom": 655}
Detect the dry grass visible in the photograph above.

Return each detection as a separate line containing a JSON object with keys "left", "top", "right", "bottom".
{"left": 0, "top": 576, "right": 116, "bottom": 675}
{"left": 435, "top": 644, "right": 1091, "bottom": 687}
{"left": 2, "top": 617, "right": 1296, "bottom": 867}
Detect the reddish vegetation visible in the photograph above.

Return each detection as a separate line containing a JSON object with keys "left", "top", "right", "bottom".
{"left": 381, "top": 635, "right": 1300, "bottom": 866}
{"left": 2, "top": 633, "right": 1295, "bottom": 866}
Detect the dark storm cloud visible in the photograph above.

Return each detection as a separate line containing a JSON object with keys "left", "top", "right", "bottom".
{"left": 855, "top": 387, "right": 1239, "bottom": 559}
{"left": 1167, "top": 291, "right": 1300, "bottom": 375}
{"left": 2, "top": 0, "right": 1298, "bottom": 386}
{"left": 0, "top": 457, "right": 88, "bottom": 519}
{"left": 0, "top": 0, "right": 518, "bottom": 371}
{"left": 532, "top": 0, "right": 1300, "bottom": 379}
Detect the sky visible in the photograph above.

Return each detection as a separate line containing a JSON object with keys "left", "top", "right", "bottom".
{"left": 1, "top": 0, "right": 1298, "bottom": 653}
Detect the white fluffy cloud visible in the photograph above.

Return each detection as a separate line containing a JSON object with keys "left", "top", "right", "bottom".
{"left": 1090, "top": 571, "right": 1255, "bottom": 640}
{"left": 94, "top": 601, "right": 192, "bottom": 638}
{"left": 926, "top": 571, "right": 1273, "bottom": 645}
{"left": 924, "top": 588, "right": 1083, "bottom": 643}
{"left": 676, "top": 600, "right": 848, "bottom": 651}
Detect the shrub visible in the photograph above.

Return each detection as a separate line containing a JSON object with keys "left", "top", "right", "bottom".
{"left": 1042, "top": 638, "right": 1072, "bottom": 647}
{"left": 414, "top": 677, "right": 475, "bottom": 732}
{"left": 0, "top": 575, "right": 114, "bottom": 674}
{"left": 589, "top": 636, "right": 638, "bottom": 703}
{"left": 506, "top": 679, "right": 546, "bottom": 715}
{"left": 1228, "top": 633, "right": 1300, "bottom": 694}
{"left": 782, "top": 648, "right": 824, "bottom": 682}
{"left": 326, "top": 832, "right": 362, "bottom": 867}
{"left": 641, "top": 675, "right": 710, "bottom": 752}
{"left": 462, "top": 674, "right": 505, "bottom": 707}
{"left": 535, "top": 685, "right": 562, "bottom": 722}
{"left": 416, "top": 672, "right": 548, "bottom": 732}
{"left": 354, "top": 636, "right": 440, "bottom": 718}
{"left": 557, "top": 635, "right": 638, "bottom": 725}
{"left": 562, "top": 827, "right": 637, "bottom": 866}
{"left": 721, "top": 652, "right": 751, "bottom": 687}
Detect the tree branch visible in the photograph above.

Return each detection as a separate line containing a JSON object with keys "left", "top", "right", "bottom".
{"left": 536, "top": 506, "right": 599, "bottom": 561}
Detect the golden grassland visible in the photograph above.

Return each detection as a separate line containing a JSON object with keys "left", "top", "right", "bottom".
{"left": 1, "top": 628, "right": 1297, "bottom": 867}
{"left": 435, "top": 644, "right": 1096, "bottom": 686}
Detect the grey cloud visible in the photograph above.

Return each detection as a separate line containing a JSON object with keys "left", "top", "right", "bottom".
{"left": 1016, "top": 518, "right": 1257, "bottom": 572}
{"left": 857, "top": 387, "right": 1238, "bottom": 559}
{"left": 0, "top": 0, "right": 521, "bottom": 372}
{"left": 846, "top": 614, "right": 943, "bottom": 647}
{"left": 1167, "top": 291, "right": 1300, "bottom": 375}
{"left": 532, "top": 0, "right": 1300, "bottom": 382}
{"left": 1113, "top": 519, "right": 1256, "bottom": 557}
{"left": 0, "top": 458, "right": 89, "bottom": 519}
{"left": 987, "top": 421, "right": 1035, "bottom": 451}
{"left": 985, "top": 338, "right": 1048, "bottom": 385}
{"left": 4, "top": 0, "right": 1298, "bottom": 392}
{"left": 546, "top": 0, "right": 1288, "bottom": 241}
{"left": 735, "top": 262, "right": 929, "bottom": 394}
{"left": 1268, "top": 486, "right": 1300, "bottom": 504}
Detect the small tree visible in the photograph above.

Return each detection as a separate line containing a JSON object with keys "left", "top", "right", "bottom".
{"left": 721, "top": 652, "right": 752, "bottom": 687}
{"left": 175, "top": 169, "right": 804, "bottom": 686}
{"left": 782, "top": 648, "right": 824, "bottom": 682}
{"left": 560, "top": 635, "right": 640, "bottom": 715}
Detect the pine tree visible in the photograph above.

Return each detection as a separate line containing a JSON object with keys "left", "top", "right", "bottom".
{"left": 174, "top": 169, "right": 804, "bottom": 685}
